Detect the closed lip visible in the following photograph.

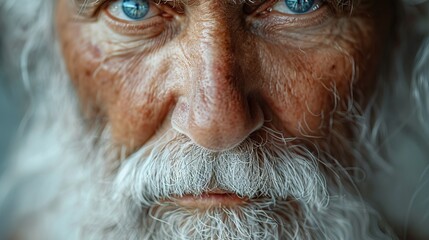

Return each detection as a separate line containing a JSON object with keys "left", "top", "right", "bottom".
{"left": 168, "top": 190, "right": 250, "bottom": 209}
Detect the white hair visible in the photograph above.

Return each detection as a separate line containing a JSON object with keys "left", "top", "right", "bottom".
{"left": 0, "top": 0, "right": 428, "bottom": 239}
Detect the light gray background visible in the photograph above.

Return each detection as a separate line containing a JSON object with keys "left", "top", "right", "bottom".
{"left": 0, "top": 67, "right": 26, "bottom": 172}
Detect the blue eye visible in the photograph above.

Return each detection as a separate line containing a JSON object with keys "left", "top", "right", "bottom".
{"left": 107, "top": 0, "right": 161, "bottom": 22}
{"left": 273, "top": 0, "right": 324, "bottom": 15}
{"left": 122, "top": 0, "right": 150, "bottom": 20}
{"left": 285, "top": 0, "right": 314, "bottom": 14}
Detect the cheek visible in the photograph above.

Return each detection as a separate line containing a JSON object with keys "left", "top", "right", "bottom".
{"left": 60, "top": 25, "right": 107, "bottom": 116}
{"left": 261, "top": 49, "right": 356, "bottom": 136}
{"left": 60, "top": 24, "right": 175, "bottom": 149}
{"left": 106, "top": 63, "right": 174, "bottom": 149}
{"left": 60, "top": 22, "right": 142, "bottom": 116}
{"left": 259, "top": 18, "right": 381, "bottom": 137}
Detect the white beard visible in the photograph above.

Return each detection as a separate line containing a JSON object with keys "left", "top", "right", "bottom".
{"left": 2, "top": 117, "right": 396, "bottom": 240}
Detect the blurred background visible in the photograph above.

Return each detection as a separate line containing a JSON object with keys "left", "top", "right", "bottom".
{"left": 0, "top": 56, "right": 26, "bottom": 174}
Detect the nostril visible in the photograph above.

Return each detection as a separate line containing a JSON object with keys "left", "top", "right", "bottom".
{"left": 247, "top": 96, "right": 269, "bottom": 140}
{"left": 247, "top": 94, "right": 265, "bottom": 128}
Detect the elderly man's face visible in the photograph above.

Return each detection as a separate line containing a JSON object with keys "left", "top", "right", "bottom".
{"left": 58, "top": 0, "right": 390, "bottom": 151}
{"left": 54, "top": 0, "right": 394, "bottom": 237}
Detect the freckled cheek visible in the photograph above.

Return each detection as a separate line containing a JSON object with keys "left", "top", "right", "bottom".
{"left": 64, "top": 53, "right": 162, "bottom": 148}
{"left": 62, "top": 38, "right": 122, "bottom": 113}
{"left": 100, "top": 67, "right": 173, "bottom": 149}
{"left": 265, "top": 55, "right": 354, "bottom": 136}
{"left": 108, "top": 100, "right": 160, "bottom": 149}
{"left": 272, "top": 88, "right": 336, "bottom": 136}
{"left": 106, "top": 84, "right": 174, "bottom": 150}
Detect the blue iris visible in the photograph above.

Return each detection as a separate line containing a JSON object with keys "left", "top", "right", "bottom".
{"left": 122, "top": 0, "right": 150, "bottom": 20}
{"left": 285, "top": 0, "right": 315, "bottom": 14}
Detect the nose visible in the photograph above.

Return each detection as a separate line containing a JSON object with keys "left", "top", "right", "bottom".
{"left": 171, "top": 8, "right": 264, "bottom": 151}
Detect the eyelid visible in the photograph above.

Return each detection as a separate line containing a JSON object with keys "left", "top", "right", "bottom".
{"left": 273, "top": 0, "right": 325, "bottom": 15}
{"left": 248, "top": 0, "right": 327, "bottom": 17}
{"left": 106, "top": 0, "right": 161, "bottom": 22}
{"left": 101, "top": 1, "right": 172, "bottom": 37}
{"left": 246, "top": 3, "right": 332, "bottom": 34}
{"left": 246, "top": 0, "right": 278, "bottom": 17}
{"left": 102, "top": 14, "right": 167, "bottom": 37}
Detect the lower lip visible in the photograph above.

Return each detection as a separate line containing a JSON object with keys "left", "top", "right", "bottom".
{"left": 171, "top": 193, "right": 249, "bottom": 209}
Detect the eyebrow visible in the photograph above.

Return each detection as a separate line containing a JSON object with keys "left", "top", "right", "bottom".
{"left": 72, "top": 0, "right": 356, "bottom": 18}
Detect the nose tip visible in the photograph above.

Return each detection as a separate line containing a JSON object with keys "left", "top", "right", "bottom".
{"left": 172, "top": 97, "right": 264, "bottom": 151}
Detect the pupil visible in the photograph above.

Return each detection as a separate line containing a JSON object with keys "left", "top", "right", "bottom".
{"left": 285, "top": 0, "right": 315, "bottom": 13}
{"left": 122, "top": 0, "right": 150, "bottom": 20}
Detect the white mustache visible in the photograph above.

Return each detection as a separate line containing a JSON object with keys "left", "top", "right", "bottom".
{"left": 113, "top": 128, "right": 329, "bottom": 209}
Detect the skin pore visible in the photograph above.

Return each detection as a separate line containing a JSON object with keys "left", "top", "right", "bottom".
{"left": 57, "top": 0, "right": 392, "bottom": 171}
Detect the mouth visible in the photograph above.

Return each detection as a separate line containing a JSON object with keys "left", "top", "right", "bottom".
{"left": 168, "top": 190, "right": 250, "bottom": 209}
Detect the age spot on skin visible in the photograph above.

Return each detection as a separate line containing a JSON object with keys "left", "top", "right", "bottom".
{"left": 89, "top": 44, "right": 102, "bottom": 59}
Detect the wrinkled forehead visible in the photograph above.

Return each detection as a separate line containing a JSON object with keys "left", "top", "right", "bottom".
{"left": 71, "top": 0, "right": 359, "bottom": 18}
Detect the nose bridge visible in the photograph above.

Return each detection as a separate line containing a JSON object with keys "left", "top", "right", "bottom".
{"left": 191, "top": 54, "right": 246, "bottom": 135}
{"left": 189, "top": 2, "right": 236, "bottom": 78}
{"left": 172, "top": 4, "right": 263, "bottom": 151}
{"left": 191, "top": 19, "right": 239, "bottom": 123}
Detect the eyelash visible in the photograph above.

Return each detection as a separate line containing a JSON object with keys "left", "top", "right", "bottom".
{"left": 106, "top": 0, "right": 160, "bottom": 22}
{"left": 273, "top": 0, "right": 325, "bottom": 15}
{"left": 100, "top": 0, "right": 178, "bottom": 36}
{"left": 100, "top": 0, "right": 332, "bottom": 36}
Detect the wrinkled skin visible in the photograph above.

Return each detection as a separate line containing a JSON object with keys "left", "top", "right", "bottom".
{"left": 57, "top": 0, "right": 393, "bottom": 154}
